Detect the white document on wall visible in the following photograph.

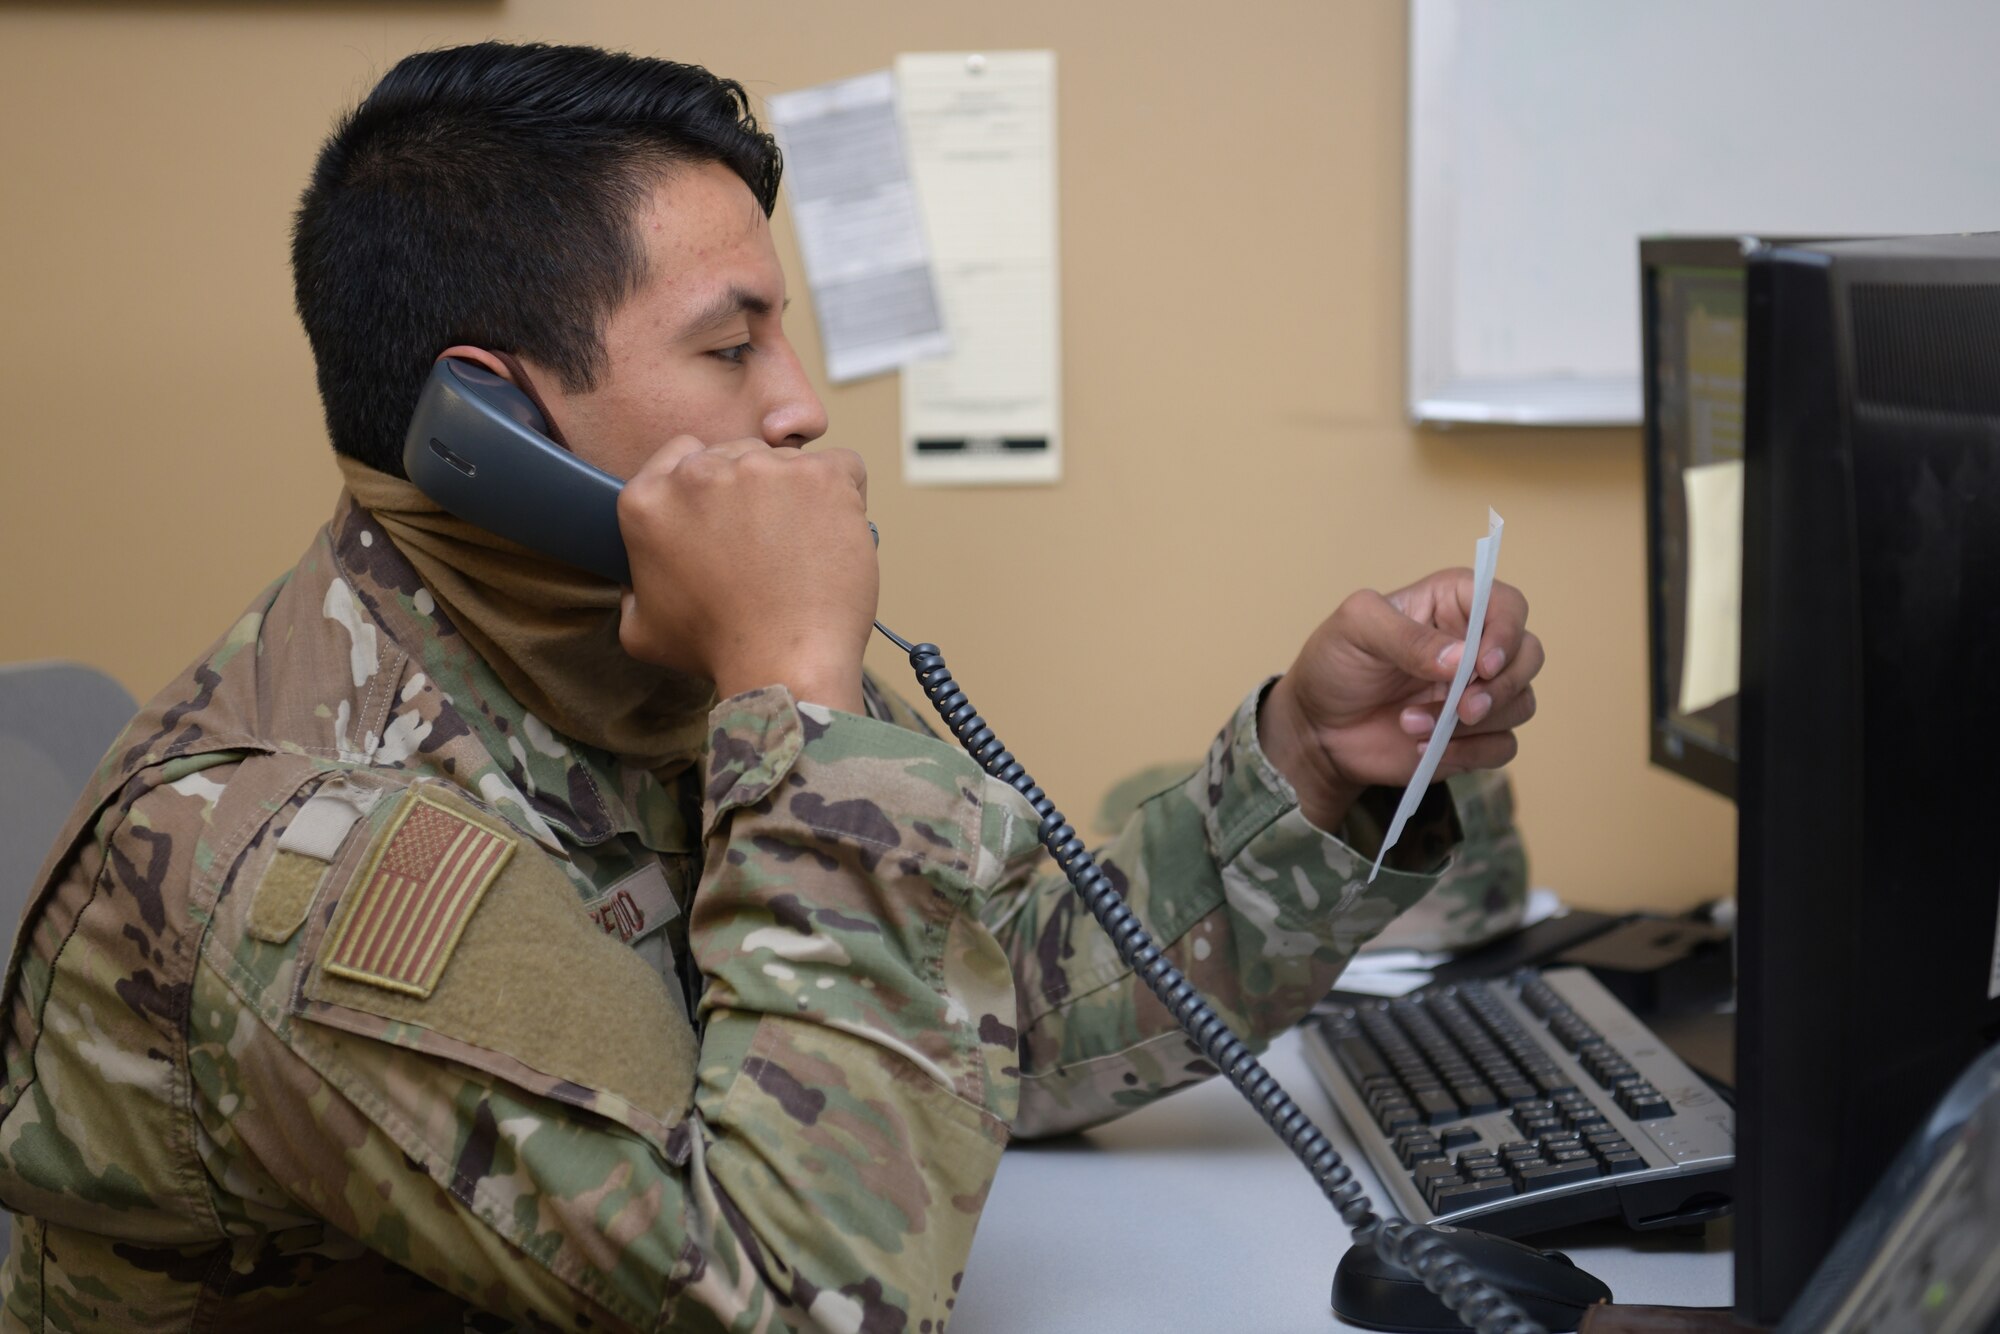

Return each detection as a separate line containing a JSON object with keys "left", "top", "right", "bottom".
{"left": 896, "top": 51, "right": 1062, "bottom": 485}
{"left": 766, "top": 70, "right": 951, "bottom": 383}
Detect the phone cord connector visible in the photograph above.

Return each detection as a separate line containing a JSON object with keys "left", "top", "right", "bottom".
{"left": 872, "top": 623, "right": 1545, "bottom": 1334}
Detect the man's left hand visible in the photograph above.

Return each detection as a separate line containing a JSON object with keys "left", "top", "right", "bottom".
{"left": 1258, "top": 569, "right": 1542, "bottom": 831}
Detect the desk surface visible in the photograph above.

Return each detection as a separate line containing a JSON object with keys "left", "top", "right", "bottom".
{"left": 952, "top": 1027, "right": 1733, "bottom": 1333}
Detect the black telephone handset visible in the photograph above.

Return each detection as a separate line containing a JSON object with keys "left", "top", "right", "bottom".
{"left": 404, "top": 355, "right": 1553, "bottom": 1334}
{"left": 404, "top": 358, "right": 632, "bottom": 585}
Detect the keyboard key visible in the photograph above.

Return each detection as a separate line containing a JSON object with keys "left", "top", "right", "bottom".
{"left": 1600, "top": 1152, "right": 1647, "bottom": 1175}
{"left": 1618, "top": 1090, "right": 1674, "bottom": 1121}
{"left": 1414, "top": 1087, "right": 1460, "bottom": 1125}
{"left": 1413, "top": 1160, "right": 1460, "bottom": 1191}
{"left": 1377, "top": 1103, "right": 1421, "bottom": 1134}
{"left": 1440, "top": 1126, "right": 1482, "bottom": 1150}
{"left": 1533, "top": 1069, "right": 1580, "bottom": 1096}
{"left": 1550, "top": 1018, "right": 1593, "bottom": 1051}
{"left": 1453, "top": 1082, "right": 1501, "bottom": 1114}
{"left": 1418, "top": 1172, "right": 1464, "bottom": 1203}
{"left": 1430, "top": 1179, "right": 1518, "bottom": 1212}
{"left": 1513, "top": 1160, "right": 1604, "bottom": 1191}
{"left": 1395, "top": 1133, "right": 1442, "bottom": 1167}
{"left": 1333, "top": 1036, "right": 1393, "bottom": 1085}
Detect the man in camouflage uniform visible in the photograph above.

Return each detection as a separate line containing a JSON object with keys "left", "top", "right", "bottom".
{"left": 0, "top": 42, "right": 1541, "bottom": 1332}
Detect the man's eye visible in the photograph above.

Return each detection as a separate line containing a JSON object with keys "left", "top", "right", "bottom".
{"left": 712, "top": 342, "right": 752, "bottom": 365}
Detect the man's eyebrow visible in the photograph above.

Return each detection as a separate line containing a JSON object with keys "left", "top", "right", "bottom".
{"left": 679, "top": 286, "right": 789, "bottom": 338}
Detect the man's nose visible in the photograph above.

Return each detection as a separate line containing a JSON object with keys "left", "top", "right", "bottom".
{"left": 762, "top": 343, "right": 829, "bottom": 448}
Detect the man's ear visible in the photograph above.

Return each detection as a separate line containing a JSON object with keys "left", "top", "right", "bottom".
{"left": 435, "top": 346, "right": 574, "bottom": 452}
{"left": 437, "top": 345, "right": 513, "bottom": 381}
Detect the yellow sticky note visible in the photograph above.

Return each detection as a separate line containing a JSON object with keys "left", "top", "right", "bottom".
{"left": 1680, "top": 460, "right": 1744, "bottom": 716}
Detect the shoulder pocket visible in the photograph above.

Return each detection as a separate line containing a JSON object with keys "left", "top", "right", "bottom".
{"left": 293, "top": 781, "right": 699, "bottom": 1148}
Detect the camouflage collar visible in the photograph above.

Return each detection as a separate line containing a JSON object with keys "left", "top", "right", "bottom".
{"left": 325, "top": 492, "right": 692, "bottom": 855}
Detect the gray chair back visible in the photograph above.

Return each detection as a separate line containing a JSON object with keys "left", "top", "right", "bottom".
{"left": 1, "top": 662, "right": 137, "bottom": 925}
{"left": 0, "top": 661, "right": 137, "bottom": 1256}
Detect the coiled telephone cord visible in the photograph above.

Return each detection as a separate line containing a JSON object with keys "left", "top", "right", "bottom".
{"left": 874, "top": 621, "right": 1545, "bottom": 1334}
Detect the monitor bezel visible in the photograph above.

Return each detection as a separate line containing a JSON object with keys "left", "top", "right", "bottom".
{"left": 1734, "top": 231, "right": 2000, "bottom": 1324}
{"left": 1639, "top": 236, "right": 1766, "bottom": 801}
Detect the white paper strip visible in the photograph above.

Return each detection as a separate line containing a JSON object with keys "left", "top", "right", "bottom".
{"left": 1336, "top": 969, "right": 1440, "bottom": 999}
{"left": 896, "top": 51, "right": 1062, "bottom": 485}
{"left": 1370, "top": 509, "right": 1506, "bottom": 882}
{"left": 767, "top": 71, "right": 952, "bottom": 383}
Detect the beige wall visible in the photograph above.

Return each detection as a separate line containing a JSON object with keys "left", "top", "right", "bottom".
{"left": 0, "top": 0, "right": 1737, "bottom": 911}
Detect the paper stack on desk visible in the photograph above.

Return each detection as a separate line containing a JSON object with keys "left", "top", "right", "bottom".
{"left": 1339, "top": 888, "right": 1565, "bottom": 997}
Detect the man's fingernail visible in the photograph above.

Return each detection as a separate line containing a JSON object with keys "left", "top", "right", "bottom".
{"left": 1438, "top": 641, "right": 1464, "bottom": 669}
{"left": 1401, "top": 709, "right": 1432, "bottom": 735}
{"left": 1480, "top": 647, "right": 1507, "bottom": 677}
{"left": 1463, "top": 691, "right": 1491, "bottom": 723}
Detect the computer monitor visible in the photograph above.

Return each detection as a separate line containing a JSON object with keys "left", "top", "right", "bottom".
{"left": 1641, "top": 237, "right": 1791, "bottom": 800}
{"left": 1733, "top": 234, "right": 2000, "bottom": 1324}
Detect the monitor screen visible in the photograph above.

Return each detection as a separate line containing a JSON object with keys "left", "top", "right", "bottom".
{"left": 1643, "top": 245, "right": 1750, "bottom": 798}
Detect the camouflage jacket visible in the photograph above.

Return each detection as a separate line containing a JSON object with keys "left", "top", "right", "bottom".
{"left": 0, "top": 494, "right": 1525, "bottom": 1332}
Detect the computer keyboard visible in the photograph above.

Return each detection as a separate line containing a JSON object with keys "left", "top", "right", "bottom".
{"left": 1302, "top": 966, "right": 1735, "bottom": 1235}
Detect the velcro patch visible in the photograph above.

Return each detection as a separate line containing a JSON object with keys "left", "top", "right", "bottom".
{"left": 581, "top": 862, "right": 679, "bottom": 945}
{"left": 322, "top": 789, "right": 515, "bottom": 998}
{"left": 249, "top": 851, "right": 327, "bottom": 945}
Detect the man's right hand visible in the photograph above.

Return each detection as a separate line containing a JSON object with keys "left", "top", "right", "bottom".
{"left": 615, "top": 438, "right": 877, "bottom": 714}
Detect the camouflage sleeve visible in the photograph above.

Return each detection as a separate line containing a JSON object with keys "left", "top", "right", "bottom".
{"left": 1344, "top": 768, "right": 1530, "bottom": 953}
{"left": 982, "top": 683, "right": 1526, "bottom": 1138}
{"left": 673, "top": 687, "right": 1022, "bottom": 1329}
{"left": 192, "top": 687, "right": 1024, "bottom": 1333}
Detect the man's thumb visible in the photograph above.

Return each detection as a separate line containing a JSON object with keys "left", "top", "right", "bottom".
{"left": 1358, "top": 591, "right": 1463, "bottom": 684}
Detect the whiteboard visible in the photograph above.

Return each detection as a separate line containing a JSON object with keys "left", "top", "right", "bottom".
{"left": 1408, "top": 0, "right": 2000, "bottom": 427}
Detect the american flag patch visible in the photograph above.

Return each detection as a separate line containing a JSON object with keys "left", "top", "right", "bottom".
{"left": 322, "top": 790, "right": 514, "bottom": 998}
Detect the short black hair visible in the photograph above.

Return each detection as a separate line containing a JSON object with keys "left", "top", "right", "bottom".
{"left": 292, "top": 42, "right": 783, "bottom": 475}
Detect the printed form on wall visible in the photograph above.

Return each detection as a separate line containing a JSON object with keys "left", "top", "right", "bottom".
{"left": 896, "top": 51, "right": 1062, "bottom": 486}
{"left": 766, "top": 71, "right": 952, "bottom": 383}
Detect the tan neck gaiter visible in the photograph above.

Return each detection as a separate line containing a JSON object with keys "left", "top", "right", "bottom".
{"left": 336, "top": 456, "right": 713, "bottom": 776}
